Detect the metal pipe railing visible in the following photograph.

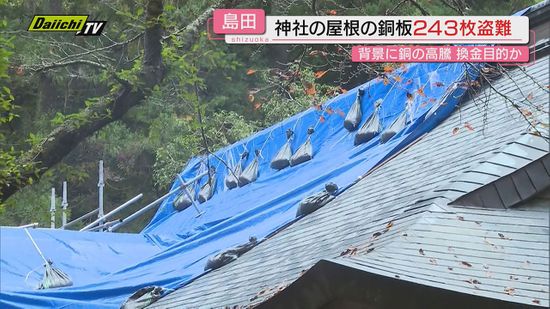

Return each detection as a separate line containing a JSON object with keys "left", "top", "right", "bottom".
{"left": 50, "top": 188, "right": 56, "bottom": 229}
{"left": 97, "top": 160, "right": 105, "bottom": 226}
{"left": 61, "top": 181, "right": 68, "bottom": 228}
{"left": 62, "top": 209, "right": 99, "bottom": 229}
{"left": 80, "top": 193, "right": 143, "bottom": 231}
{"left": 88, "top": 219, "right": 122, "bottom": 232}
{"left": 110, "top": 171, "right": 207, "bottom": 232}
{"left": 18, "top": 223, "right": 39, "bottom": 229}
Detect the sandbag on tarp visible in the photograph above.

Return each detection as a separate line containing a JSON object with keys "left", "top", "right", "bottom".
{"left": 23, "top": 229, "right": 73, "bottom": 290}
{"left": 238, "top": 150, "right": 260, "bottom": 187}
{"left": 121, "top": 286, "right": 164, "bottom": 309}
{"left": 271, "top": 129, "right": 294, "bottom": 170}
{"left": 344, "top": 87, "right": 364, "bottom": 131}
{"left": 380, "top": 110, "right": 408, "bottom": 143}
{"left": 173, "top": 185, "right": 195, "bottom": 211}
{"left": 290, "top": 127, "right": 314, "bottom": 166}
{"left": 355, "top": 99, "right": 383, "bottom": 145}
{"left": 198, "top": 168, "right": 217, "bottom": 203}
{"left": 38, "top": 261, "right": 73, "bottom": 290}
{"left": 225, "top": 151, "right": 248, "bottom": 189}
{"left": 204, "top": 237, "right": 258, "bottom": 271}
{"left": 296, "top": 182, "right": 339, "bottom": 217}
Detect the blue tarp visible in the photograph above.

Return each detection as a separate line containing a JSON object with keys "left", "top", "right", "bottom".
{"left": 1, "top": 62, "right": 481, "bottom": 308}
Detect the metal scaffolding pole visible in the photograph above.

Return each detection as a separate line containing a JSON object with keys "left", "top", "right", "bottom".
{"left": 50, "top": 188, "right": 56, "bottom": 229}
{"left": 88, "top": 219, "right": 122, "bottom": 232}
{"left": 18, "top": 222, "right": 39, "bottom": 228}
{"left": 61, "top": 181, "right": 68, "bottom": 228}
{"left": 80, "top": 193, "right": 143, "bottom": 231}
{"left": 110, "top": 171, "right": 207, "bottom": 232}
{"left": 62, "top": 209, "right": 99, "bottom": 229}
{"left": 98, "top": 160, "right": 105, "bottom": 228}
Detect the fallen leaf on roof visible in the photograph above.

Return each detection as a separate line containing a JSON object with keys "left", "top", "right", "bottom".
{"left": 406, "top": 92, "right": 414, "bottom": 101}
{"left": 394, "top": 274, "right": 400, "bottom": 278}
{"left": 457, "top": 216, "right": 464, "bottom": 221}
{"left": 452, "top": 127, "right": 460, "bottom": 135}
{"left": 372, "top": 232, "right": 382, "bottom": 238}
{"left": 429, "top": 258, "right": 437, "bottom": 265}
{"left": 383, "top": 76, "right": 390, "bottom": 86}
{"left": 520, "top": 108, "right": 533, "bottom": 117}
{"left": 325, "top": 107, "right": 334, "bottom": 115}
{"left": 394, "top": 75, "right": 402, "bottom": 82}
{"left": 366, "top": 247, "right": 375, "bottom": 253}
{"left": 526, "top": 92, "right": 534, "bottom": 101}
{"left": 464, "top": 122, "right": 474, "bottom": 131}
{"left": 402, "top": 233, "right": 408, "bottom": 237}
{"left": 504, "top": 287, "right": 515, "bottom": 295}
{"left": 533, "top": 299, "right": 540, "bottom": 304}
{"left": 475, "top": 221, "right": 481, "bottom": 225}
{"left": 433, "top": 81, "right": 445, "bottom": 87}
{"left": 386, "top": 221, "right": 394, "bottom": 229}
{"left": 483, "top": 264, "right": 489, "bottom": 269}
{"left": 465, "top": 279, "right": 481, "bottom": 285}
{"left": 448, "top": 246, "right": 454, "bottom": 252}
{"left": 419, "top": 249, "right": 425, "bottom": 255}
{"left": 416, "top": 86, "right": 426, "bottom": 97}
{"left": 319, "top": 115, "right": 325, "bottom": 123}
{"left": 461, "top": 261, "right": 472, "bottom": 267}
{"left": 336, "top": 108, "right": 345, "bottom": 117}
{"left": 448, "top": 267, "right": 454, "bottom": 271}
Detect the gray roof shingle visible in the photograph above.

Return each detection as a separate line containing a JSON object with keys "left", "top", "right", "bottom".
{"left": 149, "top": 56, "right": 549, "bottom": 308}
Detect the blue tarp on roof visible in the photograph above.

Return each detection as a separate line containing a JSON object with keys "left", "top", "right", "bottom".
{"left": 1, "top": 61, "right": 480, "bottom": 308}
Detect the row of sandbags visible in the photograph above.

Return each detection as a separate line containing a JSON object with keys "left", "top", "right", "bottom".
{"left": 345, "top": 87, "right": 409, "bottom": 145}
{"left": 172, "top": 167, "right": 217, "bottom": 211}
{"left": 173, "top": 88, "right": 410, "bottom": 212}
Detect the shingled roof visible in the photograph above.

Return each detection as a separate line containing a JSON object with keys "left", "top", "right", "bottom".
{"left": 149, "top": 55, "right": 549, "bottom": 308}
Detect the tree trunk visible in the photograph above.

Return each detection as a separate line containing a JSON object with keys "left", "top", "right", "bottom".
{"left": 0, "top": 1, "right": 218, "bottom": 201}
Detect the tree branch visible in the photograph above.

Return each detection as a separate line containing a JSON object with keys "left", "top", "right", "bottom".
{"left": 1, "top": 0, "right": 219, "bottom": 201}
{"left": 28, "top": 59, "right": 108, "bottom": 73}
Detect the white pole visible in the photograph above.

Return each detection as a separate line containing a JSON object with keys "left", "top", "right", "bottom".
{"left": 18, "top": 222, "right": 39, "bottom": 228}
{"left": 79, "top": 193, "right": 143, "bottom": 231}
{"left": 61, "top": 181, "right": 68, "bottom": 228}
{"left": 98, "top": 160, "right": 105, "bottom": 229}
{"left": 50, "top": 188, "right": 56, "bottom": 229}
